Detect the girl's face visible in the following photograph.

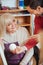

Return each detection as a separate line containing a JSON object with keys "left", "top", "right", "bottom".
{"left": 6, "top": 19, "right": 17, "bottom": 34}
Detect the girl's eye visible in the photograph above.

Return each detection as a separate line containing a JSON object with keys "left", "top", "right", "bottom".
{"left": 8, "top": 23, "right": 11, "bottom": 26}
{"left": 13, "top": 20, "right": 15, "bottom": 22}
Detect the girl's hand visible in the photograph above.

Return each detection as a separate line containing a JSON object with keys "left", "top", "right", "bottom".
{"left": 10, "top": 49, "right": 16, "bottom": 54}
{"left": 0, "top": 38, "right": 3, "bottom": 42}
{"left": 10, "top": 46, "right": 24, "bottom": 54}
{"left": 16, "top": 46, "right": 25, "bottom": 54}
{"left": 10, "top": 46, "right": 27, "bottom": 54}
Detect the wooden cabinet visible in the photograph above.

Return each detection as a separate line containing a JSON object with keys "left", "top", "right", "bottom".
{"left": 0, "top": 9, "right": 32, "bottom": 35}
{"left": 15, "top": 15, "right": 32, "bottom": 35}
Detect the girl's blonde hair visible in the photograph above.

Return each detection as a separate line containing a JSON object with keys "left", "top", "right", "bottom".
{"left": 0, "top": 15, "right": 5, "bottom": 37}
{"left": 0, "top": 13, "right": 16, "bottom": 37}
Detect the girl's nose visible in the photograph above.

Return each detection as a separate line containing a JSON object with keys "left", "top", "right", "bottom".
{"left": 12, "top": 23, "right": 16, "bottom": 28}
{"left": 12, "top": 23, "right": 14, "bottom": 26}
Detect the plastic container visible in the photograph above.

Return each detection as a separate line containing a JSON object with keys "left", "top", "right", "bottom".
{"left": 19, "top": 0, "right": 24, "bottom": 9}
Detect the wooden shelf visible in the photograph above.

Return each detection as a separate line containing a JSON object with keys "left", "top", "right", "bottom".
{"left": 0, "top": 9, "right": 27, "bottom": 13}
{"left": 18, "top": 24, "right": 30, "bottom": 27}
{"left": 13, "top": 14, "right": 31, "bottom": 16}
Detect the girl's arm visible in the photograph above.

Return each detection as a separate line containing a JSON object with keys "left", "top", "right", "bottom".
{"left": 19, "top": 48, "right": 34, "bottom": 65}
{"left": 11, "top": 34, "right": 38, "bottom": 54}
{"left": 15, "top": 35, "right": 38, "bottom": 54}
{"left": 24, "top": 37, "right": 38, "bottom": 50}
{"left": 19, "top": 35, "right": 38, "bottom": 65}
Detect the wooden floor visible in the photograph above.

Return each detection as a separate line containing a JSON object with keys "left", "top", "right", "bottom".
{"left": 0, "top": 57, "right": 3, "bottom": 65}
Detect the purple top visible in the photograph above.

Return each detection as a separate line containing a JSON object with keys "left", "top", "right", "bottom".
{"left": 4, "top": 42, "right": 25, "bottom": 65}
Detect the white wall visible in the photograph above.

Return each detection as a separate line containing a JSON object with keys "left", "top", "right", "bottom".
{"left": 1, "top": 0, "right": 17, "bottom": 8}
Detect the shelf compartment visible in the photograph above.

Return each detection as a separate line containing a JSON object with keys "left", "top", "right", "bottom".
{"left": 18, "top": 23, "right": 30, "bottom": 26}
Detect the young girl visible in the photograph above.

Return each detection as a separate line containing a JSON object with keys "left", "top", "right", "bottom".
{"left": 0, "top": 13, "right": 33, "bottom": 65}
{"left": 0, "top": 13, "right": 43, "bottom": 65}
